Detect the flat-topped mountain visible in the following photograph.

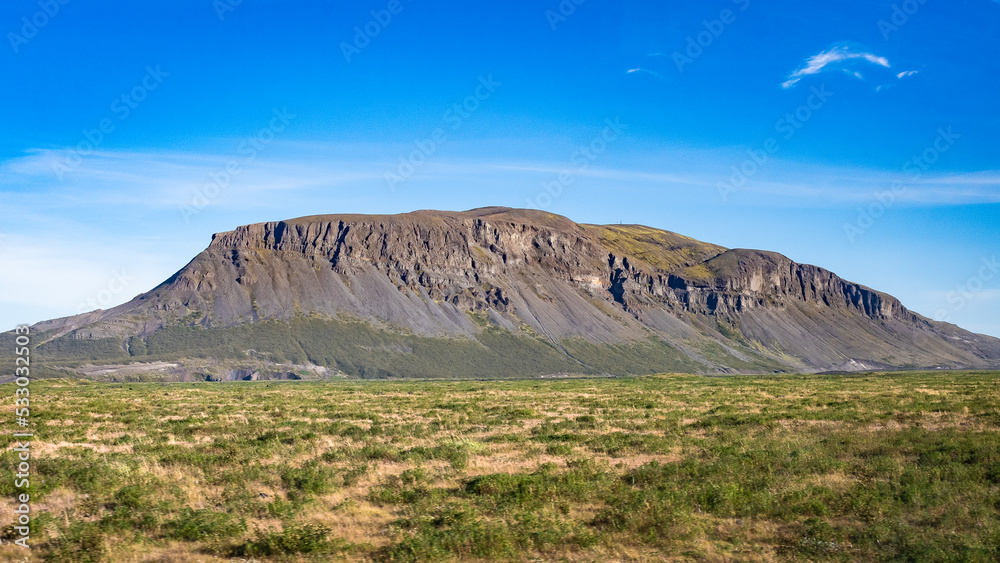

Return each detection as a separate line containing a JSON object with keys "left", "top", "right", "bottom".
{"left": 16, "top": 207, "right": 1000, "bottom": 379}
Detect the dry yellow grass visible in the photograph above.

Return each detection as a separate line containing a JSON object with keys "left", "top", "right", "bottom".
{"left": 3, "top": 371, "right": 999, "bottom": 561}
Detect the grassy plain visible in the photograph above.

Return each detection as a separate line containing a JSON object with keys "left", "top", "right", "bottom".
{"left": 1, "top": 371, "right": 999, "bottom": 561}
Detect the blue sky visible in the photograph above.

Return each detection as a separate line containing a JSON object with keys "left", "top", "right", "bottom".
{"left": 1, "top": 0, "right": 999, "bottom": 337}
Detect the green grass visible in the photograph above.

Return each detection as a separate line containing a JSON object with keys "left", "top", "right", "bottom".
{"left": 18, "top": 316, "right": 617, "bottom": 379}
{"left": 11, "top": 312, "right": 786, "bottom": 380}
{"left": 584, "top": 224, "right": 725, "bottom": 272}
{"left": 1, "top": 371, "right": 999, "bottom": 561}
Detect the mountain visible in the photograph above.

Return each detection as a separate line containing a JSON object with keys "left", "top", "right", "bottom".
{"left": 12, "top": 207, "right": 1000, "bottom": 379}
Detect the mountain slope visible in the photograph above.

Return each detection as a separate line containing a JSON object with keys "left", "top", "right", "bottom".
{"left": 18, "top": 207, "right": 1000, "bottom": 378}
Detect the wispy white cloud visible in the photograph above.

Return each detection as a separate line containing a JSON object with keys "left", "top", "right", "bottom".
{"left": 897, "top": 70, "right": 919, "bottom": 79}
{"left": 5, "top": 145, "right": 999, "bottom": 215}
{"left": 0, "top": 148, "right": 386, "bottom": 211}
{"left": 782, "top": 44, "right": 912, "bottom": 89}
{"left": 923, "top": 171, "right": 1000, "bottom": 185}
{"left": 485, "top": 161, "right": 715, "bottom": 188}
{"left": 742, "top": 169, "right": 1000, "bottom": 205}
{"left": 625, "top": 68, "right": 666, "bottom": 81}
{"left": 923, "top": 289, "right": 1000, "bottom": 304}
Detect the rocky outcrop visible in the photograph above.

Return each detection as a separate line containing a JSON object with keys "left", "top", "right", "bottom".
{"left": 26, "top": 207, "right": 1000, "bottom": 374}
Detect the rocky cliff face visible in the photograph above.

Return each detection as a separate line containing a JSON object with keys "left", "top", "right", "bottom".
{"left": 27, "top": 207, "right": 1000, "bottom": 375}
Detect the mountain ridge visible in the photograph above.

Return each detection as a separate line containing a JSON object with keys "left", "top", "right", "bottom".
{"left": 16, "top": 207, "right": 1000, "bottom": 379}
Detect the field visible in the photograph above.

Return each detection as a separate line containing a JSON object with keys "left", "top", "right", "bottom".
{"left": 2, "top": 371, "right": 999, "bottom": 561}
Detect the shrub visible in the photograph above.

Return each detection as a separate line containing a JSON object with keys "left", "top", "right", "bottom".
{"left": 166, "top": 508, "right": 247, "bottom": 542}
{"left": 231, "top": 522, "right": 340, "bottom": 556}
{"left": 280, "top": 462, "right": 334, "bottom": 500}
{"left": 41, "top": 522, "right": 108, "bottom": 563}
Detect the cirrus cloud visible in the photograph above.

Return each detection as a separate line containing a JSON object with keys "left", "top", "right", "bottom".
{"left": 782, "top": 43, "right": 914, "bottom": 90}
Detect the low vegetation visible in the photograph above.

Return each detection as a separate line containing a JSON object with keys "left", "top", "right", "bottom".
{"left": 1, "top": 371, "right": 999, "bottom": 561}
{"left": 19, "top": 316, "right": 718, "bottom": 379}
{"left": 4, "top": 311, "right": 787, "bottom": 380}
